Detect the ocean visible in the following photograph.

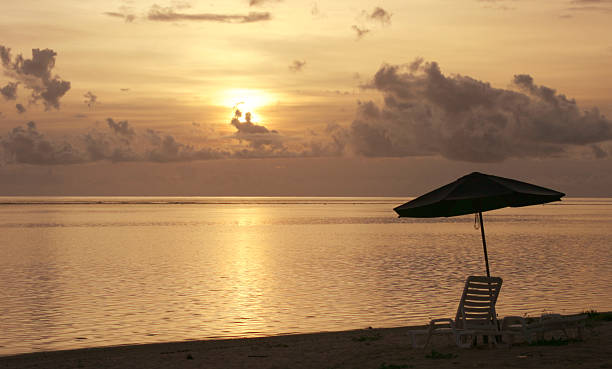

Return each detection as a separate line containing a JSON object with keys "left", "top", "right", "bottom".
{"left": 1, "top": 197, "right": 611, "bottom": 355}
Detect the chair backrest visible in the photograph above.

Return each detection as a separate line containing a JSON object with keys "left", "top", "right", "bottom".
{"left": 455, "top": 276, "right": 503, "bottom": 330}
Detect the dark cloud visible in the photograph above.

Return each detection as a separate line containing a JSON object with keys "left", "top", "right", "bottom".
{"left": 351, "top": 25, "right": 370, "bottom": 39}
{"left": 148, "top": 5, "right": 271, "bottom": 23}
{"left": 570, "top": 0, "right": 612, "bottom": 3}
{"left": 0, "top": 121, "right": 82, "bottom": 165}
{"left": 311, "top": 2, "right": 320, "bottom": 16}
{"left": 84, "top": 131, "right": 138, "bottom": 162}
{"left": 0, "top": 46, "right": 10, "bottom": 66}
{"left": 1, "top": 82, "right": 18, "bottom": 100}
{"left": 566, "top": 6, "right": 612, "bottom": 11}
{"left": 103, "top": 11, "right": 136, "bottom": 22}
{"left": 84, "top": 91, "right": 97, "bottom": 109}
{"left": 83, "top": 123, "right": 226, "bottom": 163}
{"left": 230, "top": 109, "right": 286, "bottom": 154}
{"left": 16, "top": 103, "right": 26, "bottom": 114}
{"left": 477, "top": 0, "right": 517, "bottom": 11}
{"left": 106, "top": 118, "right": 135, "bottom": 137}
{"left": 566, "top": 0, "right": 612, "bottom": 12}
{"left": 120, "top": 88, "right": 130, "bottom": 92}
{"left": 352, "top": 7, "right": 390, "bottom": 39}
{"left": 0, "top": 45, "right": 71, "bottom": 110}
{"left": 367, "top": 7, "right": 392, "bottom": 25}
{"left": 341, "top": 60, "right": 612, "bottom": 162}
{"left": 249, "top": 0, "right": 282, "bottom": 6}
{"left": 289, "top": 60, "right": 306, "bottom": 72}
{"left": 145, "top": 129, "right": 224, "bottom": 162}
{"left": 231, "top": 109, "right": 274, "bottom": 134}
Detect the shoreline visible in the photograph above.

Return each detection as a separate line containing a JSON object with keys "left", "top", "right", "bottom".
{"left": 2, "top": 316, "right": 611, "bottom": 369}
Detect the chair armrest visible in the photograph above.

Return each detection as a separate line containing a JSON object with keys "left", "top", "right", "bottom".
{"left": 501, "top": 316, "right": 527, "bottom": 329}
{"left": 430, "top": 318, "right": 454, "bottom": 325}
{"left": 429, "top": 318, "right": 455, "bottom": 331}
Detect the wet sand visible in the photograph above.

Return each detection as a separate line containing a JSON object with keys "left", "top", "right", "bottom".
{"left": 1, "top": 319, "right": 611, "bottom": 369}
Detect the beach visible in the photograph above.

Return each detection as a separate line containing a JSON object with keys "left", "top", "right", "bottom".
{"left": 2, "top": 317, "right": 610, "bottom": 369}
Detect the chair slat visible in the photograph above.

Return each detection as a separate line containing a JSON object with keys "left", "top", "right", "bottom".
{"left": 468, "top": 282, "right": 501, "bottom": 289}
{"left": 464, "top": 294, "right": 493, "bottom": 301}
{"left": 464, "top": 312, "right": 493, "bottom": 319}
{"left": 463, "top": 301, "right": 493, "bottom": 307}
{"left": 463, "top": 306, "right": 491, "bottom": 313}
{"left": 466, "top": 289, "right": 495, "bottom": 296}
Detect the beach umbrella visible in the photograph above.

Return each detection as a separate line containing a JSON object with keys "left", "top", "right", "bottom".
{"left": 393, "top": 172, "right": 565, "bottom": 278}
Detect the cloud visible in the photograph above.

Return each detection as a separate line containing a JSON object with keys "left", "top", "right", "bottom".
{"left": 477, "top": 0, "right": 517, "bottom": 10}
{"left": 0, "top": 117, "right": 232, "bottom": 165}
{"left": 1, "top": 82, "right": 18, "bottom": 100}
{"left": 84, "top": 131, "right": 138, "bottom": 162}
{"left": 147, "top": 5, "right": 271, "bottom": 23}
{"left": 145, "top": 129, "right": 225, "bottom": 162}
{"left": 120, "top": 88, "right": 130, "bottom": 92}
{"left": 0, "top": 45, "right": 71, "bottom": 110}
{"left": 311, "top": 2, "right": 321, "bottom": 16}
{"left": 229, "top": 109, "right": 287, "bottom": 155}
{"left": 566, "top": 6, "right": 612, "bottom": 11}
{"left": 351, "top": 25, "right": 370, "bottom": 39}
{"left": 566, "top": 0, "right": 612, "bottom": 11}
{"left": 341, "top": 59, "right": 612, "bottom": 162}
{"left": 367, "top": 7, "right": 392, "bottom": 25}
{"left": 84, "top": 91, "right": 97, "bottom": 108}
{"left": 570, "top": 0, "right": 612, "bottom": 3}
{"left": 0, "top": 47, "right": 10, "bottom": 65}
{"left": 0, "top": 121, "right": 82, "bottom": 165}
{"left": 231, "top": 110, "right": 275, "bottom": 134}
{"left": 352, "top": 7, "right": 391, "bottom": 39}
{"left": 103, "top": 11, "right": 136, "bottom": 22}
{"left": 16, "top": 103, "right": 26, "bottom": 114}
{"left": 249, "top": 0, "right": 282, "bottom": 6}
{"left": 289, "top": 60, "right": 306, "bottom": 72}
{"left": 106, "top": 118, "right": 135, "bottom": 137}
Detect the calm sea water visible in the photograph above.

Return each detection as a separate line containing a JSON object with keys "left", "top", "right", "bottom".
{"left": 0, "top": 197, "right": 611, "bottom": 355}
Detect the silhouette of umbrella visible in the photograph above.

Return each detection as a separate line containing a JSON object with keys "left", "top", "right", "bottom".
{"left": 394, "top": 172, "right": 565, "bottom": 277}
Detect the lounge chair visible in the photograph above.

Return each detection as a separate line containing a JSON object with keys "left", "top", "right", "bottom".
{"left": 410, "top": 276, "right": 503, "bottom": 348}
{"left": 501, "top": 313, "right": 587, "bottom": 345}
{"left": 454, "top": 275, "right": 503, "bottom": 347}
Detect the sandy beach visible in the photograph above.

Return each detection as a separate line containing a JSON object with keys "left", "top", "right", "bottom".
{"left": 2, "top": 316, "right": 610, "bottom": 369}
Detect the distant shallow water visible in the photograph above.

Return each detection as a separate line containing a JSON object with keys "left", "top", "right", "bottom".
{"left": 1, "top": 197, "right": 611, "bottom": 355}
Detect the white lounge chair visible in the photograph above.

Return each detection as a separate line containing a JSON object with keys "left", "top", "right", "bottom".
{"left": 410, "top": 276, "right": 503, "bottom": 349}
{"left": 501, "top": 313, "right": 587, "bottom": 345}
{"left": 454, "top": 275, "right": 503, "bottom": 347}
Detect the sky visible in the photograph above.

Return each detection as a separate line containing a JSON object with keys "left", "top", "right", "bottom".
{"left": 1, "top": 0, "right": 612, "bottom": 196}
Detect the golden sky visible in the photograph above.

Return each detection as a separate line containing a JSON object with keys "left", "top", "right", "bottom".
{"left": 1, "top": 0, "right": 612, "bottom": 195}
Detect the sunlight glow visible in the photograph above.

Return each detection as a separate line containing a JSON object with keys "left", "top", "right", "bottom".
{"left": 218, "top": 89, "right": 275, "bottom": 123}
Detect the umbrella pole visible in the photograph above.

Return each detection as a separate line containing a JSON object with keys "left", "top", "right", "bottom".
{"left": 478, "top": 211, "right": 491, "bottom": 278}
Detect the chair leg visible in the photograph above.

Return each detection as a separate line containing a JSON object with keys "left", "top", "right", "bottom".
{"left": 456, "top": 333, "right": 473, "bottom": 348}
{"left": 422, "top": 333, "right": 433, "bottom": 350}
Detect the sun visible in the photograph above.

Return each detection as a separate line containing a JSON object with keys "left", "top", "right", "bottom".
{"left": 218, "top": 88, "right": 274, "bottom": 123}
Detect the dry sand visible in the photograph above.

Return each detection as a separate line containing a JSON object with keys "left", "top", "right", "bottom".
{"left": 2, "top": 319, "right": 611, "bottom": 369}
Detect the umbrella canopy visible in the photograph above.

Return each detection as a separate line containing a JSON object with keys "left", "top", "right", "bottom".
{"left": 394, "top": 172, "right": 565, "bottom": 277}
